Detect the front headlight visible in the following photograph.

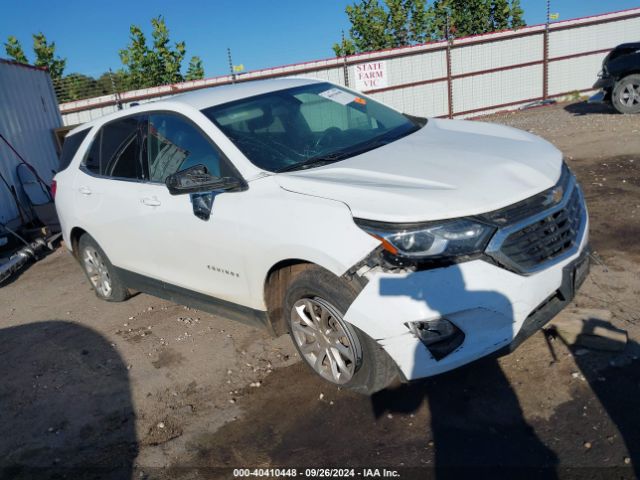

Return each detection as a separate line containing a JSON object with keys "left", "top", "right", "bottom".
{"left": 355, "top": 218, "right": 496, "bottom": 260}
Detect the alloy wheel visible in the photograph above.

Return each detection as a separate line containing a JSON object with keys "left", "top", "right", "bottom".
{"left": 620, "top": 81, "right": 640, "bottom": 107}
{"left": 290, "top": 297, "right": 360, "bottom": 384}
{"left": 82, "top": 247, "right": 112, "bottom": 297}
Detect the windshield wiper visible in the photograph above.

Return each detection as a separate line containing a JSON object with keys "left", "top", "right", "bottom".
{"left": 275, "top": 152, "right": 350, "bottom": 173}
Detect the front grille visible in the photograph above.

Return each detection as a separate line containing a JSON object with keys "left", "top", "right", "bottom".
{"left": 499, "top": 188, "right": 583, "bottom": 270}
{"left": 481, "top": 165, "right": 571, "bottom": 226}
{"left": 484, "top": 165, "right": 587, "bottom": 274}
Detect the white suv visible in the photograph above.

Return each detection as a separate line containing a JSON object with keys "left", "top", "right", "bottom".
{"left": 54, "top": 78, "right": 589, "bottom": 394}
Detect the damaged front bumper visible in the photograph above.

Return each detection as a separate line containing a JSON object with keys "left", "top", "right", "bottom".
{"left": 343, "top": 227, "right": 590, "bottom": 381}
{"left": 589, "top": 76, "right": 615, "bottom": 104}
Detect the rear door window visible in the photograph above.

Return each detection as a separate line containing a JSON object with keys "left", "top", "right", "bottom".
{"left": 81, "top": 116, "right": 145, "bottom": 180}
{"left": 101, "top": 116, "right": 145, "bottom": 180}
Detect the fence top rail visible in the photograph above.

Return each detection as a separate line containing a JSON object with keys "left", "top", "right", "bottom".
{"left": 58, "top": 6, "right": 640, "bottom": 114}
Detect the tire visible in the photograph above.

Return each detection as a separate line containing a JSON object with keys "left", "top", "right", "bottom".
{"left": 612, "top": 74, "right": 640, "bottom": 114}
{"left": 284, "top": 265, "right": 398, "bottom": 395}
{"left": 78, "top": 234, "right": 130, "bottom": 302}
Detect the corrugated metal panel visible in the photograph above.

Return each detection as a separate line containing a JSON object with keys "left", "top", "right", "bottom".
{"left": 0, "top": 60, "right": 62, "bottom": 226}
{"left": 294, "top": 67, "right": 345, "bottom": 86}
{"left": 451, "top": 34, "right": 543, "bottom": 76}
{"left": 548, "top": 54, "right": 608, "bottom": 96}
{"left": 371, "top": 81, "right": 449, "bottom": 117}
{"left": 549, "top": 16, "right": 640, "bottom": 57}
{"left": 452, "top": 64, "right": 544, "bottom": 114}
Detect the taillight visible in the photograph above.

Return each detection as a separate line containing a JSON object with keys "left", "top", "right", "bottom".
{"left": 51, "top": 179, "right": 57, "bottom": 200}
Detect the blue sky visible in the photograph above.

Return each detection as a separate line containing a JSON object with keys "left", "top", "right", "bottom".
{"left": 1, "top": 0, "right": 638, "bottom": 78}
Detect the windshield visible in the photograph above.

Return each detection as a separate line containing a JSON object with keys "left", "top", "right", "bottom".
{"left": 201, "top": 82, "right": 422, "bottom": 172}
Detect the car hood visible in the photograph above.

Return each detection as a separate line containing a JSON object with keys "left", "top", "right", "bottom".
{"left": 274, "top": 118, "right": 563, "bottom": 222}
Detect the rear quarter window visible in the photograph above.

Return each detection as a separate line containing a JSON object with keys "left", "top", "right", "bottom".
{"left": 59, "top": 129, "right": 89, "bottom": 171}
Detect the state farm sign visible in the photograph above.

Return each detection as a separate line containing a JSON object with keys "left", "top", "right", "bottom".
{"left": 354, "top": 61, "right": 388, "bottom": 91}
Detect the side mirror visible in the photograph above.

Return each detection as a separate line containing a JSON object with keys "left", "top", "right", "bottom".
{"left": 165, "top": 164, "right": 242, "bottom": 195}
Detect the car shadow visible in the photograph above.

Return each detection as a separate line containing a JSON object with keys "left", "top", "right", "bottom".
{"left": 0, "top": 320, "right": 138, "bottom": 479}
{"left": 564, "top": 101, "right": 616, "bottom": 116}
{"left": 546, "top": 317, "right": 640, "bottom": 478}
{"left": 371, "top": 266, "right": 640, "bottom": 477}
{"left": 373, "top": 266, "right": 558, "bottom": 477}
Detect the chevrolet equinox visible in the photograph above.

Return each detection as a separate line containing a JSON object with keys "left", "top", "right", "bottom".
{"left": 54, "top": 78, "right": 590, "bottom": 394}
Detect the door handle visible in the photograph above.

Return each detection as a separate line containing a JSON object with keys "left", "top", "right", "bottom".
{"left": 78, "top": 186, "right": 92, "bottom": 195}
{"left": 141, "top": 197, "right": 161, "bottom": 207}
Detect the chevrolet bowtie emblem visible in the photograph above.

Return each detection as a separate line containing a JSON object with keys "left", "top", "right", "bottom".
{"left": 545, "top": 186, "right": 564, "bottom": 206}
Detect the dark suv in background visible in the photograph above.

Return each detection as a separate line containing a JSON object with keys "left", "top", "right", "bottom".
{"left": 591, "top": 42, "right": 640, "bottom": 114}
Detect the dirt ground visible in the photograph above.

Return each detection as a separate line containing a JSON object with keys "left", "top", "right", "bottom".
{"left": 1, "top": 100, "right": 639, "bottom": 479}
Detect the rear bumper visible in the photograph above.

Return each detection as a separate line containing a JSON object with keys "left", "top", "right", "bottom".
{"left": 344, "top": 220, "right": 590, "bottom": 381}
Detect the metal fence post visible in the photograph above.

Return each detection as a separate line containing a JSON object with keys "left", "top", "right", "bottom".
{"left": 108, "top": 69, "right": 123, "bottom": 111}
{"left": 543, "top": 0, "right": 551, "bottom": 100}
{"left": 445, "top": 17, "right": 454, "bottom": 119}
{"left": 341, "top": 31, "right": 350, "bottom": 88}
{"left": 227, "top": 48, "right": 236, "bottom": 84}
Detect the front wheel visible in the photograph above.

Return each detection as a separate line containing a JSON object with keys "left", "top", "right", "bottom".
{"left": 284, "top": 266, "right": 398, "bottom": 394}
{"left": 612, "top": 74, "right": 640, "bottom": 114}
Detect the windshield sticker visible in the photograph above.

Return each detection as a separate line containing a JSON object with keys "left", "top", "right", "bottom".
{"left": 319, "top": 88, "right": 357, "bottom": 105}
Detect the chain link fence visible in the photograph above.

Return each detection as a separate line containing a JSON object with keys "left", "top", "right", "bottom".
{"left": 52, "top": 70, "right": 128, "bottom": 106}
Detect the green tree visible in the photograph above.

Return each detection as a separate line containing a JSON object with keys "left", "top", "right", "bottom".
{"left": 119, "top": 24, "right": 150, "bottom": 89}
{"left": 4, "top": 33, "right": 131, "bottom": 103}
{"left": 429, "top": 0, "right": 492, "bottom": 38}
{"left": 96, "top": 70, "right": 130, "bottom": 95}
{"left": 408, "top": 0, "right": 432, "bottom": 44}
{"left": 185, "top": 56, "right": 205, "bottom": 81}
{"left": 4, "top": 32, "right": 66, "bottom": 80}
{"left": 334, "top": 0, "right": 526, "bottom": 55}
{"left": 119, "top": 16, "right": 197, "bottom": 89}
{"left": 492, "top": 0, "right": 511, "bottom": 30}
{"left": 334, "top": 34, "right": 357, "bottom": 57}
{"left": 508, "top": 0, "right": 525, "bottom": 29}
{"left": 4, "top": 35, "right": 28, "bottom": 64}
{"left": 334, "top": 0, "right": 391, "bottom": 55}
{"left": 32, "top": 33, "right": 66, "bottom": 80}
{"left": 149, "top": 15, "right": 185, "bottom": 85}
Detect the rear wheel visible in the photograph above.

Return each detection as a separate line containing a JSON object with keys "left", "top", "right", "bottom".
{"left": 284, "top": 266, "right": 398, "bottom": 394}
{"left": 78, "top": 234, "right": 130, "bottom": 302}
{"left": 612, "top": 74, "right": 640, "bottom": 114}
